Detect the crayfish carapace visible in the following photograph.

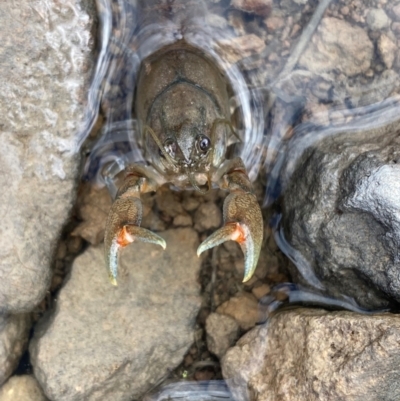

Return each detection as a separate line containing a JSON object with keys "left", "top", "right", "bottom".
{"left": 104, "top": 42, "right": 263, "bottom": 285}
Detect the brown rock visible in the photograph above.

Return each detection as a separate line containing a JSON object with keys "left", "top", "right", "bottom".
{"left": 251, "top": 283, "right": 271, "bottom": 299}
{"left": 299, "top": 17, "right": 373, "bottom": 76}
{"left": 230, "top": 0, "right": 272, "bottom": 17}
{"left": 72, "top": 185, "right": 112, "bottom": 245}
{"left": 206, "top": 313, "right": 240, "bottom": 359}
{"left": 222, "top": 308, "right": 400, "bottom": 401}
{"left": 216, "top": 292, "right": 260, "bottom": 331}
{"left": 378, "top": 34, "right": 397, "bottom": 69}
{"left": 173, "top": 213, "right": 193, "bottom": 227}
{"left": 217, "top": 35, "right": 266, "bottom": 65}
{"left": 264, "top": 16, "right": 284, "bottom": 32}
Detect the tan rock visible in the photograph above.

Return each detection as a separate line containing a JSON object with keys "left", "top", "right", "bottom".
{"left": 217, "top": 35, "right": 266, "bottom": 65}
{"left": 0, "top": 314, "right": 31, "bottom": 386}
{"left": 0, "top": 375, "right": 48, "bottom": 401}
{"left": 299, "top": 17, "right": 373, "bottom": 76}
{"left": 222, "top": 308, "right": 400, "bottom": 401}
{"left": 216, "top": 292, "right": 260, "bottom": 330}
{"left": 251, "top": 283, "right": 271, "bottom": 299}
{"left": 72, "top": 185, "right": 112, "bottom": 245}
{"left": 264, "top": 16, "right": 284, "bottom": 32}
{"left": 206, "top": 313, "right": 240, "bottom": 359}
{"left": 30, "top": 229, "right": 202, "bottom": 401}
{"left": 194, "top": 202, "right": 222, "bottom": 232}
{"left": 378, "top": 34, "right": 397, "bottom": 69}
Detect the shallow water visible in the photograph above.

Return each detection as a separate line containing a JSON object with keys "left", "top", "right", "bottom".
{"left": 81, "top": 0, "right": 400, "bottom": 199}
{"left": 78, "top": 0, "right": 400, "bottom": 398}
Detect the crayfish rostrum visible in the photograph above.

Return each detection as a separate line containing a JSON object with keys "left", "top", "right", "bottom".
{"left": 104, "top": 42, "right": 263, "bottom": 285}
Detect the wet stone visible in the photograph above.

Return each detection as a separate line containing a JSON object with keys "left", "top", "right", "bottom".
{"left": 206, "top": 313, "right": 240, "bottom": 359}
{"left": 30, "top": 228, "right": 201, "bottom": 401}
{"left": 299, "top": 17, "right": 373, "bottom": 76}
{"left": 366, "top": 8, "right": 391, "bottom": 31}
{"left": 222, "top": 309, "right": 400, "bottom": 401}
{"left": 378, "top": 34, "right": 398, "bottom": 69}
{"left": 216, "top": 34, "right": 266, "bottom": 66}
{"left": 392, "top": 4, "right": 400, "bottom": 21}
{"left": 0, "top": 314, "right": 31, "bottom": 387}
{"left": 0, "top": 375, "right": 48, "bottom": 401}
{"left": 281, "top": 118, "right": 400, "bottom": 309}
{"left": 0, "top": 0, "right": 96, "bottom": 312}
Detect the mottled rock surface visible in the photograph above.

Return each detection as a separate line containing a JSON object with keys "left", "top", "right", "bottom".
{"left": 0, "top": 375, "right": 48, "bottom": 401}
{"left": 222, "top": 308, "right": 400, "bottom": 401}
{"left": 282, "top": 118, "right": 400, "bottom": 309}
{"left": 0, "top": 0, "right": 96, "bottom": 312}
{"left": 216, "top": 292, "right": 260, "bottom": 331}
{"left": 0, "top": 314, "right": 31, "bottom": 386}
{"left": 299, "top": 17, "right": 373, "bottom": 76}
{"left": 206, "top": 313, "right": 240, "bottom": 359}
{"left": 30, "top": 228, "right": 201, "bottom": 401}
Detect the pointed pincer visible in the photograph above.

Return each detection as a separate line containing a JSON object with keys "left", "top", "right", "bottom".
{"left": 104, "top": 196, "right": 166, "bottom": 285}
{"left": 197, "top": 192, "right": 263, "bottom": 282}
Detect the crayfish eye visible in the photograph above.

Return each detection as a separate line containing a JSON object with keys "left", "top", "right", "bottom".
{"left": 198, "top": 136, "right": 211, "bottom": 152}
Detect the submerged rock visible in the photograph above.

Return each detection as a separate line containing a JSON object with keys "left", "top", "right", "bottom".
{"left": 30, "top": 228, "right": 201, "bottom": 401}
{"left": 299, "top": 17, "right": 373, "bottom": 76}
{"left": 281, "top": 117, "right": 400, "bottom": 309}
{"left": 0, "top": 0, "right": 96, "bottom": 312}
{"left": 0, "top": 375, "right": 48, "bottom": 401}
{"left": 0, "top": 314, "right": 31, "bottom": 386}
{"left": 222, "top": 308, "right": 400, "bottom": 401}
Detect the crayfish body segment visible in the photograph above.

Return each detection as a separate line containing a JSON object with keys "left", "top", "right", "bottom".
{"left": 104, "top": 43, "right": 263, "bottom": 285}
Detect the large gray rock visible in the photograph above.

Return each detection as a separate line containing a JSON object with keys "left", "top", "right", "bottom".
{"left": 0, "top": 0, "right": 96, "bottom": 312}
{"left": 281, "top": 117, "right": 400, "bottom": 309}
{"left": 30, "top": 228, "right": 201, "bottom": 401}
{"left": 0, "top": 314, "right": 31, "bottom": 386}
{"left": 222, "top": 308, "right": 400, "bottom": 401}
{"left": 0, "top": 375, "right": 48, "bottom": 401}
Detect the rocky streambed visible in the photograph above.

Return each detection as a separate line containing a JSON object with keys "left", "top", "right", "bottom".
{"left": 1, "top": 0, "right": 400, "bottom": 400}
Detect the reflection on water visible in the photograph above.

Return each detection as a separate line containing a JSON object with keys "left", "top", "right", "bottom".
{"left": 144, "top": 380, "right": 234, "bottom": 401}
{"left": 78, "top": 0, "right": 400, "bottom": 397}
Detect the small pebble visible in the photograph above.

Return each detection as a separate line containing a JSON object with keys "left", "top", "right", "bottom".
{"left": 216, "top": 292, "right": 260, "bottom": 330}
{"left": 194, "top": 202, "right": 222, "bottom": 232}
{"left": 206, "top": 313, "right": 240, "bottom": 359}
{"left": 366, "top": 8, "right": 390, "bottom": 30}
{"left": 252, "top": 283, "right": 271, "bottom": 299}
{"left": 182, "top": 196, "right": 200, "bottom": 212}
{"left": 173, "top": 214, "right": 193, "bottom": 227}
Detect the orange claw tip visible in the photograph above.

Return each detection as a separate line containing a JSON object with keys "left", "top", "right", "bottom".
{"left": 116, "top": 226, "right": 135, "bottom": 247}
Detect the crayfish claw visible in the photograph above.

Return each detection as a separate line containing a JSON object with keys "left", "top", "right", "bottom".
{"left": 107, "top": 225, "right": 166, "bottom": 286}
{"left": 198, "top": 192, "right": 263, "bottom": 283}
